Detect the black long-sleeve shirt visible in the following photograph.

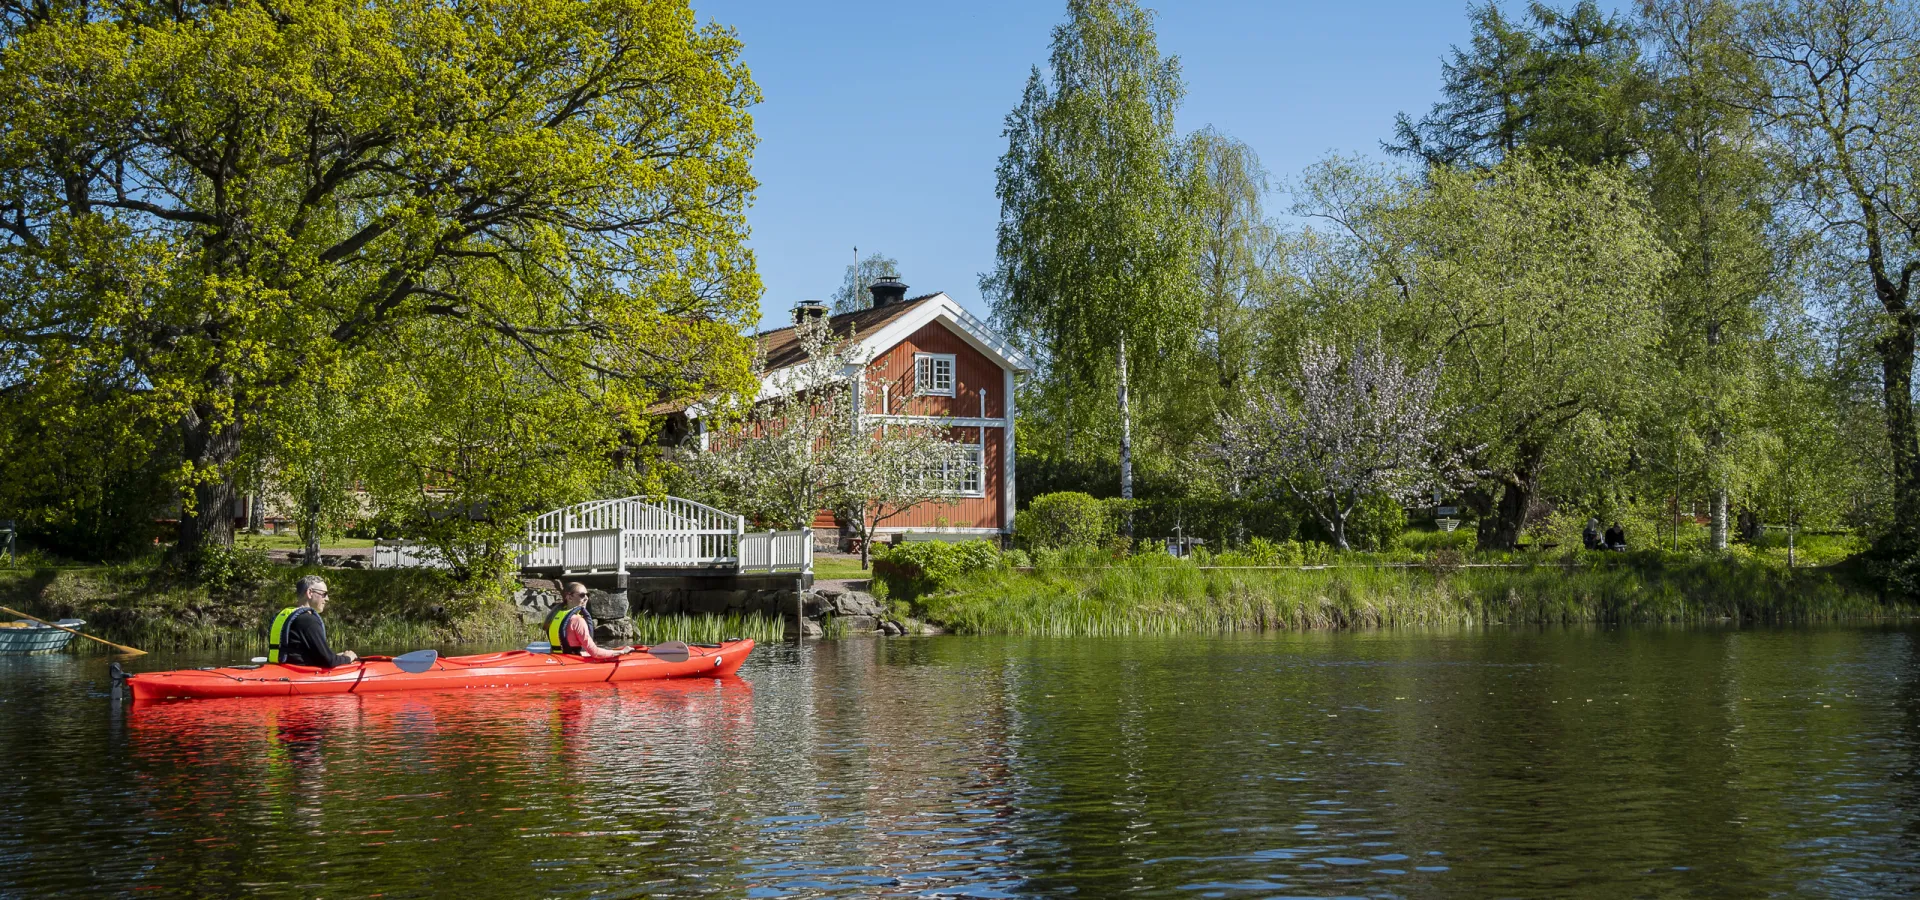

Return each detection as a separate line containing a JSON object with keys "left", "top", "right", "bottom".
{"left": 281, "top": 611, "right": 351, "bottom": 668}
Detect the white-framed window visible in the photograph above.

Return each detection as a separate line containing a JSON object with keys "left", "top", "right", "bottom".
{"left": 921, "top": 444, "right": 983, "bottom": 497}
{"left": 914, "top": 353, "right": 956, "bottom": 397}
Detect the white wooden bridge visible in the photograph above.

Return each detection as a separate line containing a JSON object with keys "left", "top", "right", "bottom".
{"left": 517, "top": 496, "right": 812, "bottom": 576}
{"left": 372, "top": 496, "right": 812, "bottom": 576}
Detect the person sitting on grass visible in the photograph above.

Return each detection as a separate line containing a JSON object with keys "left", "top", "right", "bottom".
{"left": 1583, "top": 517, "right": 1603, "bottom": 551}
{"left": 1604, "top": 523, "right": 1627, "bottom": 552}
{"left": 545, "top": 582, "right": 631, "bottom": 661}
{"left": 268, "top": 575, "right": 358, "bottom": 668}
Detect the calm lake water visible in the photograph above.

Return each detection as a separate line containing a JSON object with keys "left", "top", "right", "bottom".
{"left": 3, "top": 627, "right": 1920, "bottom": 898}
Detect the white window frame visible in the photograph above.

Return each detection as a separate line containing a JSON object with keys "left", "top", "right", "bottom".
{"left": 913, "top": 353, "right": 956, "bottom": 397}
{"left": 922, "top": 444, "right": 984, "bottom": 498}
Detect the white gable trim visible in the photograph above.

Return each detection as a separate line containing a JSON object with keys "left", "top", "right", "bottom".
{"left": 730, "top": 294, "right": 1032, "bottom": 411}
{"left": 857, "top": 294, "right": 1034, "bottom": 376}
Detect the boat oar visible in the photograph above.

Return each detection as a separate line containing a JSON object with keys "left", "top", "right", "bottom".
{"left": 246, "top": 649, "right": 438, "bottom": 672}
{"left": 0, "top": 606, "right": 145, "bottom": 656}
{"left": 646, "top": 641, "right": 690, "bottom": 663}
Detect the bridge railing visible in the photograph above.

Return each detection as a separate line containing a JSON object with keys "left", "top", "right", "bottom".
{"left": 738, "top": 529, "right": 814, "bottom": 575}
{"left": 519, "top": 496, "right": 810, "bottom": 575}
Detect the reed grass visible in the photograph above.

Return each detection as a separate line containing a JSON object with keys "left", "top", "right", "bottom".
{"left": 627, "top": 612, "right": 786, "bottom": 645}
{"left": 918, "top": 554, "right": 1908, "bottom": 637}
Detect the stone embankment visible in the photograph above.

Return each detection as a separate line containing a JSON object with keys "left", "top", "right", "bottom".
{"left": 511, "top": 578, "right": 944, "bottom": 641}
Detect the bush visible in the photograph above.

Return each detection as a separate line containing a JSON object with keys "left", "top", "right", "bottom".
{"left": 1124, "top": 497, "right": 1300, "bottom": 547}
{"left": 1297, "top": 494, "right": 1406, "bottom": 551}
{"left": 1015, "top": 492, "right": 1110, "bottom": 550}
{"left": 182, "top": 543, "right": 275, "bottom": 596}
{"left": 1002, "top": 549, "right": 1032, "bottom": 569}
{"left": 873, "top": 540, "right": 1003, "bottom": 601}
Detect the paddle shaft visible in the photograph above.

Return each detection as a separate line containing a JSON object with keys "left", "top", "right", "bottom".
{"left": 0, "top": 606, "right": 146, "bottom": 656}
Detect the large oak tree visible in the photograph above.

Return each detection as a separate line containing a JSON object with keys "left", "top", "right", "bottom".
{"left": 0, "top": 0, "right": 761, "bottom": 561}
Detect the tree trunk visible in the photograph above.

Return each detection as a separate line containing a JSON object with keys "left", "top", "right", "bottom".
{"left": 1116, "top": 336, "right": 1134, "bottom": 536}
{"left": 302, "top": 485, "right": 322, "bottom": 567}
{"left": 1117, "top": 336, "right": 1133, "bottom": 500}
{"left": 1710, "top": 486, "right": 1728, "bottom": 553}
{"left": 174, "top": 404, "right": 242, "bottom": 561}
{"left": 1330, "top": 512, "right": 1350, "bottom": 552}
{"left": 1879, "top": 313, "right": 1920, "bottom": 550}
{"left": 1479, "top": 444, "right": 1544, "bottom": 552}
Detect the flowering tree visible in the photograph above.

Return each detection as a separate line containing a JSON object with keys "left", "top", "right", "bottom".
{"left": 684, "top": 316, "right": 966, "bottom": 567}
{"left": 1216, "top": 340, "right": 1453, "bottom": 550}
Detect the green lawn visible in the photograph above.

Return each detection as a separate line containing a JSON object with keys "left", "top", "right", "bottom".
{"left": 813, "top": 556, "right": 873, "bottom": 580}
{"left": 236, "top": 534, "right": 376, "bottom": 551}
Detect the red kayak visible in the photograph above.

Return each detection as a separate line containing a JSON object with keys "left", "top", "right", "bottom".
{"left": 126, "top": 640, "right": 754, "bottom": 701}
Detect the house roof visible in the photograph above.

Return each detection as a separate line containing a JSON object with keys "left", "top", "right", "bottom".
{"left": 753, "top": 294, "right": 937, "bottom": 373}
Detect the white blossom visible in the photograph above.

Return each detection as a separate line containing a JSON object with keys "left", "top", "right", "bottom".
{"left": 684, "top": 316, "right": 968, "bottom": 566}
{"left": 1215, "top": 340, "right": 1455, "bottom": 550}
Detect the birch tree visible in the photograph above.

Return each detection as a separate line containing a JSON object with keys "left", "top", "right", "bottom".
{"left": 984, "top": 0, "right": 1199, "bottom": 508}
{"left": 1745, "top": 0, "right": 1920, "bottom": 554}
{"left": 1215, "top": 340, "right": 1452, "bottom": 551}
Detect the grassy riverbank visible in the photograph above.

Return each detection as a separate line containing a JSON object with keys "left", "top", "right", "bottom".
{"left": 0, "top": 563, "right": 526, "bottom": 651}
{"left": 907, "top": 552, "right": 1907, "bottom": 636}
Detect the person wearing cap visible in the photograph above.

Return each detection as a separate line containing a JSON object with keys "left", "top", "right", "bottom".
{"left": 267, "top": 575, "right": 358, "bottom": 668}
{"left": 544, "top": 582, "right": 630, "bottom": 660}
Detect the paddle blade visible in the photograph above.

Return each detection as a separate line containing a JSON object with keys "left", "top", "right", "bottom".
{"left": 392, "top": 649, "right": 439, "bottom": 673}
{"left": 647, "top": 641, "right": 690, "bottom": 663}
{"left": 524, "top": 641, "right": 552, "bottom": 654}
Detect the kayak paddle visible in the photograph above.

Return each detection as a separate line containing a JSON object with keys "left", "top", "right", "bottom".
{"left": 246, "top": 650, "right": 438, "bottom": 672}
{"left": 392, "top": 649, "right": 438, "bottom": 673}
{"left": 0, "top": 606, "right": 145, "bottom": 656}
{"left": 646, "top": 641, "right": 690, "bottom": 663}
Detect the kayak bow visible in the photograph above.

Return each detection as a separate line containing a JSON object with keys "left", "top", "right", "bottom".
{"left": 126, "top": 640, "right": 754, "bottom": 701}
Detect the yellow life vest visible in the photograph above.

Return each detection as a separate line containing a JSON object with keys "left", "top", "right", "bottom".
{"left": 544, "top": 605, "right": 593, "bottom": 654}
{"left": 267, "top": 606, "right": 309, "bottom": 664}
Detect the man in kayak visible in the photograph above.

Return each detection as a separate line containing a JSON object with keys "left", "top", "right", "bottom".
{"left": 268, "top": 575, "right": 359, "bottom": 668}
{"left": 545, "top": 582, "right": 630, "bottom": 660}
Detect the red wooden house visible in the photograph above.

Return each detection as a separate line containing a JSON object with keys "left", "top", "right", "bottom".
{"left": 718, "top": 277, "right": 1031, "bottom": 547}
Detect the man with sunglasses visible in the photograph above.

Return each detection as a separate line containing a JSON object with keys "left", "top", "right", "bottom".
{"left": 267, "top": 574, "right": 359, "bottom": 668}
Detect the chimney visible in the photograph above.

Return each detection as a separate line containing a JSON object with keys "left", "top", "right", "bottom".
{"left": 791, "top": 300, "right": 829, "bottom": 326}
{"left": 867, "top": 276, "right": 908, "bottom": 308}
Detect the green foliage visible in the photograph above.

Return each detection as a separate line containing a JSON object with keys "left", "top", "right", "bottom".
{"left": 626, "top": 613, "right": 785, "bottom": 645}
{"left": 0, "top": 395, "right": 176, "bottom": 560}
{"left": 175, "top": 544, "right": 276, "bottom": 597}
{"left": 829, "top": 252, "right": 900, "bottom": 314}
{"left": 915, "top": 552, "right": 1899, "bottom": 637}
{"left": 1395, "top": 155, "right": 1675, "bottom": 547}
{"left": 1388, "top": 0, "right": 1647, "bottom": 167}
{"left": 0, "top": 0, "right": 763, "bottom": 563}
{"left": 1213, "top": 538, "right": 1333, "bottom": 567}
{"left": 986, "top": 0, "right": 1201, "bottom": 498}
{"left": 2, "top": 563, "right": 522, "bottom": 651}
{"left": 872, "top": 540, "right": 1003, "bottom": 601}
{"left": 1015, "top": 492, "right": 1112, "bottom": 550}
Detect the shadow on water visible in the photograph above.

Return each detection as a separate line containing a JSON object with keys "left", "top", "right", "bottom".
{"left": 2, "top": 625, "right": 1919, "bottom": 897}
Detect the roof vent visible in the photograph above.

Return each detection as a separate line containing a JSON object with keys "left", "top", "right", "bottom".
{"left": 791, "top": 300, "right": 829, "bottom": 326}
{"left": 868, "top": 276, "right": 908, "bottom": 308}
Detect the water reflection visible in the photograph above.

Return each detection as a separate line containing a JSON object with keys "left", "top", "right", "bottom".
{"left": 3, "top": 629, "right": 1920, "bottom": 897}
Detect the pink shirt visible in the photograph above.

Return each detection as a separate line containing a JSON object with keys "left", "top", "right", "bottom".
{"left": 563, "top": 612, "right": 625, "bottom": 660}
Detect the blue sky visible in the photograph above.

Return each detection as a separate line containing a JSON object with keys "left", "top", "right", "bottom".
{"left": 694, "top": 1, "right": 1485, "bottom": 329}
